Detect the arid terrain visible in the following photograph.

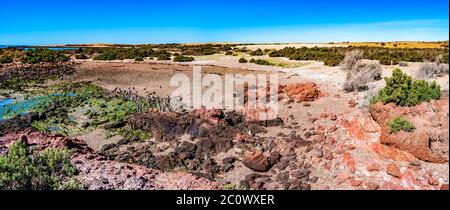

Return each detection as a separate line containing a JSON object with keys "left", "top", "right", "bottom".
{"left": 0, "top": 43, "right": 448, "bottom": 190}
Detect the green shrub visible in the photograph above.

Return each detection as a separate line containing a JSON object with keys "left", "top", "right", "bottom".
{"left": 250, "top": 49, "right": 264, "bottom": 56}
{"left": 239, "top": 57, "right": 248, "bottom": 63}
{"left": 0, "top": 140, "right": 82, "bottom": 190}
{"left": 134, "top": 56, "right": 144, "bottom": 61}
{"left": 249, "top": 58, "right": 256, "bottom": 63}
{"left": 388, "top": 116, "right": 416, "bottom": 133}
{"left": 21, "top": 49, "right": 70, "bottom": 63}
{"left": 372, "top": 68, "right": 441, "bottom": 106}
{"left": 173, "top": 55, "right": 194, "bottom": 62}
{"left": 254, "top": 59, "right": 272, "bottom": 65}
{"left": 156, "top": 51, "right": 171, "bottom": 60}
{"left": 225, "top": 51, "right": 233, "bottom": 56}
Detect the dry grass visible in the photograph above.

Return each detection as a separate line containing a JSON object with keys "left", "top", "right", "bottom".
{"left": 344, "top": 41, "right": 448, "bottom": 49}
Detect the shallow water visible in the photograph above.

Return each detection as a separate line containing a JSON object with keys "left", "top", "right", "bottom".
{"left": 0, "top": 93, "right": 76, "bottom": 120}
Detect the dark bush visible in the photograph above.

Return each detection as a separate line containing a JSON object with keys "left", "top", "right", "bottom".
{"left": 225, "top": 51, "right": 233, "bottom": 55}
{"left": 250, "top": 49, "right": 264, "bottom": 56}
{"left": 75, "top": 53, "right": 88, "bottom": 59}
{"left": 135, "top": 56, "right": 144, "bottom": 61}
{"left": 21, "top": 49, "right": 70, "bottom": 63}
{"left": 239, "top": 58, "right": 248, "bottom": 63}
{"left": 254, "top": 59, "right": 272, "bottom": 65}
{"left": 371, "top": 68, "right": 441, "bottom": 106}
{"left": 249, "top": 58, "right": 256, "bottom": 63}
{"left": 173, "top": 55, "right": 194, "bottom": 62}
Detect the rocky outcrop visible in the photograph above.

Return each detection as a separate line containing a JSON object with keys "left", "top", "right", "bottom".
{"left": 370, "top": 96, "right": 449, "bottom": 163}
{"left": 243, "top": 151, "right": 271, "bottom": 172}
{"left": 279, "top": 83, "right": 321, "bottom": 103}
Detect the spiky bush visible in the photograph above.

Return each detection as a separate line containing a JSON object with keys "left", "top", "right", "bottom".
{"left": 416, "top": 62, "right": 449, "bottom": 79}
{"left": 340, "top": 50, "right": 364, "bottom": 71}
{"left": 388, "top": 116, "right": 416, "bottom": 133}
{"left": 341, "top": 50, "right": 382, "bottom": 92}
{"left": 371, "top": 68, "right": 441, "bottom": 106}
{"left": 343, "top": 62, "right": 382, "bottom": 92}
{"left": 0, "top": 140, "right": 82, "bottom": 190}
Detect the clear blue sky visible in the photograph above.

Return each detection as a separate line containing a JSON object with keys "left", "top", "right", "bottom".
{"left": 0, "top": 0, "right": 448, "bottom": 45}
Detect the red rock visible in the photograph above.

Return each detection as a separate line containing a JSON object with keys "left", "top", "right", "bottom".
{"left": 243, "top": 151, "right": 271, "bottom": 172}
{"left": 371, "top": 143, "right": 417, "bottom": 163}
{"left": 370, "top": 98, "right": 449, "bottom": 163}
{"left": 386, "top": 164, "right": 402, "bottom": 178}
{"left": 234, "top": 133, "right": 254, "bottom": 143}
{"left": 350, "top": 179, "right": 363, "bottom": 187}
{"left": 348, "top": 99, "right": 358, "bottom": 108}
{"left": 367, "top": 162, "right": 382, "bottom": 171}
{"left": 342, "top": 153, "right": 357, "bottom": 173}
{"left": 330, "top": 114, "right": 338, "bottom": 121}
{"left": 440, "top": 184, "right": 449, "bottom": 190}
{"left": 320, "top": 113, "right": 329, "bottom": 118}
{"left": 428, "top": 176, "right": 439, "bottom": 186}
{"left": 311, "top": 134, "right": 325, "bottom": 143}
{"left": 335, "top": 172, "right": 350, "bottom": 185}
{"left": 327, "top": 125, "right": 338, "bottom": 133}
{"left": 365, "top": 182, "right": 379, "bottom": 190}
{"left": 279, "top": 83, "right": 321, "bottom": 103}
{"left": 381, "top": 182, "right": 405, "bottom": 190}
{"left": 346, "top": 144, "right": 356, "bottom": 150}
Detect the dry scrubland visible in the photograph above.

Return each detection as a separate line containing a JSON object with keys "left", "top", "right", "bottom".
{"left": 0, "top": 42, "right": 449, "bottom": 190}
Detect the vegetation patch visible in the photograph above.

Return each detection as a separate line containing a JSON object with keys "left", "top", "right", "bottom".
{"left": 173, "top": 55, "right": 194, "bottom": 62}
{"left": 0, "top": 140, "right": 82, "bottom": 190}
{"left": 21, "top": 49, "right": 70, "bottom": 63}
{"left": 371, "top": 68, "right": 441, "bottom": 106}
{"left": 388, "top": 116, "right": 416, "bottom": 133}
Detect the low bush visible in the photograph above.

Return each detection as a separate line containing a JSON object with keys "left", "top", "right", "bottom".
{"left": 173, "top": 55, "right": 194, "bottom": 62}
{"left": 249, "top": 58, "right": 256, "bottom": 63}
{"left": 250, "top": 49, "right": 264, "bottom": 56}
{"left": 371, "top": 68, "right": 441, "bottom": 106}
{"left": 225, "top": 51, "right": 233, "bottom": 55}
{"left": 156, "top": 51, "right": 171, "bottom": 60}
{"left": 134, "top": 56, "right": 144, "bottom": 61}
{"left": 21, "top": 49, "right": 70, "bottom": 63}
{"left": 0, "top": 140, "right": 82, "bottom": 190}
{"left": 239, "top": 57, "right": 248, "bottom": 63}
{"left": 254, "top": 59, "right": 272, "bottom": 65}
{"left": 388, "top": 116, "right": 416, "bottom": 133}
{"left": 416, "top": 61, "right": 449, "bottom": 79}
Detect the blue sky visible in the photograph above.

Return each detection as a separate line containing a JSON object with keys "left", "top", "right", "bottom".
{"left": 0, "top": 0, "right": 448, "bottom": 44}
